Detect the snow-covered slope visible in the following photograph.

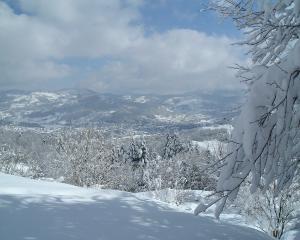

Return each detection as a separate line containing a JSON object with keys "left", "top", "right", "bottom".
{"left": 0, "top": 173, "right": 271, "bottom": 240}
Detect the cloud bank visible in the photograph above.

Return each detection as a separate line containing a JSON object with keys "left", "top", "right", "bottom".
{"left": 0, "top": 0, "right": 245, "bottom": 94}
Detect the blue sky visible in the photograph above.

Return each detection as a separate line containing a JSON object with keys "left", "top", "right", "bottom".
{"left": 3, "top": 0, "right": 239, "bottom": 35}
{"left": 140, "top": 0, "right": 239, "bottom": 36}
{"left": 0, "top": 0, "right": 245, "bottom": 94}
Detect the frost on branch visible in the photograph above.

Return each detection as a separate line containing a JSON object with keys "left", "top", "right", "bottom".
{"left": 195, "top": 0, "right": 300, "bottom": 217}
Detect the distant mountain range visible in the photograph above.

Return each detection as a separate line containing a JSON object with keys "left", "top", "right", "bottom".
{"left": 0, "top": 89, "right": 242, "bottom": 133}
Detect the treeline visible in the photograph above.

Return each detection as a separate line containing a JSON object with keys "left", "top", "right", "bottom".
{"left": 0, "top": 127, "right": 219, "bottom": 193}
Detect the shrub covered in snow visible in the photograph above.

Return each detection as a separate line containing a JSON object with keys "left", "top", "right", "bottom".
{"left": 0, "top": 127, "right": 218, "bottom": 193}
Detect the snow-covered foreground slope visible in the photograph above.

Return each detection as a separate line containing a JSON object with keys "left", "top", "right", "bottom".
{"left": 0, "top": 174, "right": 272, "bottom": 240}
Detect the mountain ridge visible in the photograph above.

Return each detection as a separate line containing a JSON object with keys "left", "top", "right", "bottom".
{"left": 0, "top": 89, "right": 242, "bottom": 132}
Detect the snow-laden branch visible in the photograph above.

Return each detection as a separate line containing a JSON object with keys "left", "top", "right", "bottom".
{"left": 195, "top": 0, "right": 300, "bottom": 218}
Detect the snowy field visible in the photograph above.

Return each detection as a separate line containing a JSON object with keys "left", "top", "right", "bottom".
{"left": 0, "top": 173, "right": 272, "bottom": 240}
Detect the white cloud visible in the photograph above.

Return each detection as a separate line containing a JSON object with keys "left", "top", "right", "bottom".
{"left": 14, "top": 0, "right": 144, "bottom": 57}
{"left": 83, "top": 30, "right": 244, "bottom": 93}
{"left": 0, "top": 1, "right": 67, "bottom": 86}
{"left": 0, "top": 0, "right": 245, "bottom": 93}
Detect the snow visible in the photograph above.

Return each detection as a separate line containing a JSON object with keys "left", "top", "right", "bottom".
{"left": 202, "top": 124, "right": 233, "bottom": 134}
{"left": 32, "top": 92, "right": 62, "bottom": 101}
{"left": 123, "top": 95, "right": 132, "bottom": 100}
{"left": 164, "top": 97, "right": 201, "bottom": 106}
{"left": 192, "top": 140, "right": 223, "bottom": 153}
{"left": 0, "top": 173, "right": 272, "bottom": 240}
{"left": 137, "top": 189, "right": 300, "bottom": 240}
{"left": 134, "top": 96, "right": 149, "bottom": 103}
{"left": 154, "top": 113, "right": 208, "bottom": 124}
{"left": 154, "top": 114, "right": 187, "bottom": 123}
{"left": 10, "top": 92, "right": 74, "bottom": 110}
{"left": 0, "top": 111, "right": 11, "bottom": 119}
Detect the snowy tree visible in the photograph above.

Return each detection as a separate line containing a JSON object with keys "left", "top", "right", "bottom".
{"left": 105, "top": 159, "right": 140, "bottom": 192}
{"left": 56, "top": 128, "right": 111, "bottom": 187}
{"left": 0, "top": 128, "right": 55, "bottom": 178}
{"left": 127, "top": 137, "right": 148, "bottom": 166}
{"left": 195, "top": 0, "right": 300, "bottom": 217}
{"left": 237, "top": 181, "right": 300, "bottom": 239}
{"left": 143, "top": 145, "right": 217, "bottom": 201}
{"left": 0, "top": 143, "right": 28, "bottom": 176}
{"left": 162, "top": 134, "right": 189, "bottom": 159}
{"left": 127, "top": 137, "right": 149, "bottom": 188}
{"left": 104, "top": 137, "right": 151, "bottom": 192}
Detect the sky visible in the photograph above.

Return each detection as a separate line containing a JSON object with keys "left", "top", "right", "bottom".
{"left": 0, "top": 0, "right": 246, "bottom": 94}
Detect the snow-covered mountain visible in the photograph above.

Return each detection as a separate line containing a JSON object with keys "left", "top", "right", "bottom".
{"left": 0, "top": 89, "right": 241, "bottom": 131}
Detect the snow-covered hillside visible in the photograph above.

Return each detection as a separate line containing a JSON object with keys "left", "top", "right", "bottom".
{"left": 0, "top": 89, "right": 240, "bottom": 131}
{"left": 0, "top": 173, "right": 272, "bottom": 240}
